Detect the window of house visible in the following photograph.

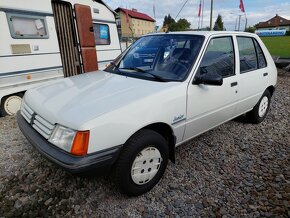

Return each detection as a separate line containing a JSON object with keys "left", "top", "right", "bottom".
{"left": 237, "top": 37, "right": 258, "bottom": 73}
{"left": 7, "top": 13, "right": 48, "bottom": 39}
{"left": 93, "top": 23, "right": 110, "bottom": 45}
{"left": 197, "top": 37, "right": 235, "bottom": 78}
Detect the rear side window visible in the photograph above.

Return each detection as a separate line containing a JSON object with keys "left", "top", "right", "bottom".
{"left": 197, "top": 37, "right": 235, "bottom": 78}
{"left": 7, "top": 13, "right": 48, "bottom": 39}
{"left": 254, "top": 40, "right": 267, "bottom": 68}
{"left": 93, "top": 23, "right": 110, "bottom": 45}
{"left": 237, "top": 37, "right": 258, "bottom": 73}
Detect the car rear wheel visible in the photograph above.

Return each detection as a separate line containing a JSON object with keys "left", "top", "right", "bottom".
{"left": 115, "top": 129, "right": 169, "bottom": 196}
{"left": 0, "top": 94, "right": 23, "bottom": 117}
{"left": 247, "top": 90, "right": 271, "bottom": 124}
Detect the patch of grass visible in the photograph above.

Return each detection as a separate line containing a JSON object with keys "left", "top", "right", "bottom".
{"left": 260, "top": 36, "right": 290, "bottom": 58}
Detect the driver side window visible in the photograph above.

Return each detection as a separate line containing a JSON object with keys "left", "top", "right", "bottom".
{"left": 197, "top": 37, "right": 235, "bottom": 78}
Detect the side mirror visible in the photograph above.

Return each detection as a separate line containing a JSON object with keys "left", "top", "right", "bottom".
{"left": 193, "top": 72, "right": 223, "bottom": 86}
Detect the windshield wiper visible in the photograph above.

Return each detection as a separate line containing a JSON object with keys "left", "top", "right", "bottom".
{"left": 120, "top": 67, "right": 167, "bottom": 82}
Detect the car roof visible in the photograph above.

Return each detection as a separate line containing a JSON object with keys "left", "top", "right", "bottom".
{"left": 146, "top": 31, "right": 257, "bottom": 38}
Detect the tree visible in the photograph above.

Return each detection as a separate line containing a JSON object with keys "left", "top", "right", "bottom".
{"left": 213, "top": 14, "right": 224, "bottom": 31}
{"left": 162, "top": 15, "right": 191, "bottom": 32}
{"left": 245, "top": 26, "right": 256, "bottom": 33}
{"left": 163, "top": 14, "right": 175, "bottom": 27}
{"left": 254, "top": 23, "right": 259, "bottom": 28}
{"left": 175, "top": 18, "right": 191, "bottom": 31}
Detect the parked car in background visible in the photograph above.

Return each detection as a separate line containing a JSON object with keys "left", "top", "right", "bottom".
{"left": 17, "top": 31, "right": 277, "bottom": 196}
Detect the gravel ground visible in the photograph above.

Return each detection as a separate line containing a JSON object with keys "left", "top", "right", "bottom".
{"left": 0, "top": 70, "right": 289, "bottom": 217}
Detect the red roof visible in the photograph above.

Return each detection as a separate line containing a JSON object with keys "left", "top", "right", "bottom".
{"left": 256, "top": 14, "right": 290, "bottom": 28}
{"left": 116, "top": 7, "right": 155, "bottom": 22}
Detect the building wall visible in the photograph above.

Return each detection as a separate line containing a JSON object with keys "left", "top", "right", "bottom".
{"left": 117, "top": 11, "right": 155, "bottom": 38}
{"left": 131, "top": 18, "right": 155, "bottom": 37}
{"left": 257, "top": 26, "right": 290, "bottom": 31}
{"left": 119, "top": 11, "right": 133, "bottom": 38}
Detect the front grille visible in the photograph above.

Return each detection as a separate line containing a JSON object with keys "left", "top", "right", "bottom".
{"left": 21, "top": 101, "right": 34, "bottom": 123}
{"left": 21, "top": 101, "right": 55, "bottom": 139}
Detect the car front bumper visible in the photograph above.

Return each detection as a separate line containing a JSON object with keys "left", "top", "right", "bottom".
{"left": 17, "top": 112, "right": 122, "bottom": 175}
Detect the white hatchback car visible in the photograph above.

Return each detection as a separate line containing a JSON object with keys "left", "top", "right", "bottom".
{"left": 17, "top": 31, "right": 277, "bottom": 196}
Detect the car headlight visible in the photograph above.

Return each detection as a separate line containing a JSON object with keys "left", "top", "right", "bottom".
{"left": 48, "top": 124, "right": 90, "bottom": 156}
{"left": 49, "top": 125, "right": 76, "bottom": 152}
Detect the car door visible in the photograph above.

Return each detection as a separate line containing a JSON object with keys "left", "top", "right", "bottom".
{"left": 234, "top": 36, "right": 269, "bottom": 115}
{"left": 183, "top": 36, "right": 239, "bottom": 140}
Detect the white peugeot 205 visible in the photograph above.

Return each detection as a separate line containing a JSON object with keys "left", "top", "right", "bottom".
{"left": 18, "top": 31, "right": 277, "bottom": 196}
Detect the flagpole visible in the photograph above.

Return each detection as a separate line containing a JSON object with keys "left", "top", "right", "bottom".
{"left": 201, "top": 0, "right": 204, "bottom": 29}
{"left": 239, "top": 0, "right": 246, "bottom": 31}
{"left": 244, "top": 12, "right": 247, "bottom": 31}
{"left": 238, "top": 14, "right": 242, "bottom": 31}
{"left": 198, "top": 0, "right": 201, "bottom": 29}
{"left": 198, "top": 16, "right": 201, "bottom": 30}
{"left": 235, "top": 16, "right": 238, "bottom": 31}
{"left": 153, "top": 1, "right": 156, "bottom": 19}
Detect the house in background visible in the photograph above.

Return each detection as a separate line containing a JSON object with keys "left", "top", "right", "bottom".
{"left": 256, "top": 14, "right": 290, "bottom": 31}
{"left": 115, "top": 8, "right": 155, "bottom": 39}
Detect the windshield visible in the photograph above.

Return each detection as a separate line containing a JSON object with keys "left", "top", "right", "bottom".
{"left": 105, "top": 34, "right": 204, "bottom": 82}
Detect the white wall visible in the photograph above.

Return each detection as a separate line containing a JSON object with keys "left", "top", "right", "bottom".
{"left": 257, "top": 26, "right": 290, "bottom": 31}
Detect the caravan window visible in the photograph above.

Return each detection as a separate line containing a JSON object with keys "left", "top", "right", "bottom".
{"left": 93, "top": 23, "right": 111, "bottom": 45}
{"left": 7, "top": 13, "right": 48, "bottom": 39}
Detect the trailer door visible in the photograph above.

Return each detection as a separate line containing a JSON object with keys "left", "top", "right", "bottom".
{"left": 52, "top": 1, "right": 81, "bottom": 77}
{"left": 52, "top": 1, "right": 98, "bottom": 77}
{"left": 74, "top": 4, "right": 98, "bottom": 72}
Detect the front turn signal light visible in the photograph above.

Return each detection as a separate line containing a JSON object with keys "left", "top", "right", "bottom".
{"left": 70, "top": 131, "right": 90, "bottom": 156}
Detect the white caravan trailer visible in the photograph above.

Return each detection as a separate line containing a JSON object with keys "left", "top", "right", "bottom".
{"left": 0, "top": 0, "right": 121, "bottom": 116}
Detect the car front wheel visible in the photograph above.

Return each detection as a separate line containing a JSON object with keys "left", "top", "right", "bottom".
{"left": 115, "top": 129, "right": 169, "bottom": 196}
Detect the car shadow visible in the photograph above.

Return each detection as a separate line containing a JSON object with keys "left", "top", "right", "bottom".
{"left": 233, "top": 114, "right": 248, "bottom": 123}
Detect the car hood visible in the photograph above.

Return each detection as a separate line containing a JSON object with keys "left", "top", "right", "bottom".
{"left": 24, "top": 71, "right": 178, "bottom": 129}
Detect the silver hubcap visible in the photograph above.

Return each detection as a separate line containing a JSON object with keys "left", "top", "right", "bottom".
{"left": 131, "top": 147, "right": 162, "bottom": 185}
{"left": 258, "top": 96, "right": 269, "bottom": 118}
{"left": 4, "top": 96, "right": 22, "bottom": 115}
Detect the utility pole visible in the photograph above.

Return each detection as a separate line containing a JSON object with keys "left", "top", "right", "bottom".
{"left": 210, "top": 0, "right": 213, "bottom": 30}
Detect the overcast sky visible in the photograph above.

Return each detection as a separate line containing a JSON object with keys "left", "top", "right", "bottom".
{"left": 103, "top": 0, "right": 290, "bottom": 30}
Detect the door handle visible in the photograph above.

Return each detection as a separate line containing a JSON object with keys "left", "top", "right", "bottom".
{"left": 263, "top": 73, "right": 268, "bottom": 77}
{"left": 231, "top": 82, "right": 238, "bottom": 87}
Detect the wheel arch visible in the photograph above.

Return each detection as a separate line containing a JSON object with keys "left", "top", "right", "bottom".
{"left": 266, "top": 85, "right": 275, "bottom": 97}
{"left": 127, "top": 122, "right": 176, "bottom": 163}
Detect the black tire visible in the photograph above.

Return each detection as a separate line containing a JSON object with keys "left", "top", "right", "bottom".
{"left": 115, "top": 129, "right": 169, "bottom": 196}
{"left": 246, "top": 89, "right": 271, "bottom": 124}
{"left": 0, "top": 93, "right": 23, "bottom": 117}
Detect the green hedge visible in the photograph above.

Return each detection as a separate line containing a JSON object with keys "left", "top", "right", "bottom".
{"left": 286, "top": 31, "right": 290, "bottom": 36}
